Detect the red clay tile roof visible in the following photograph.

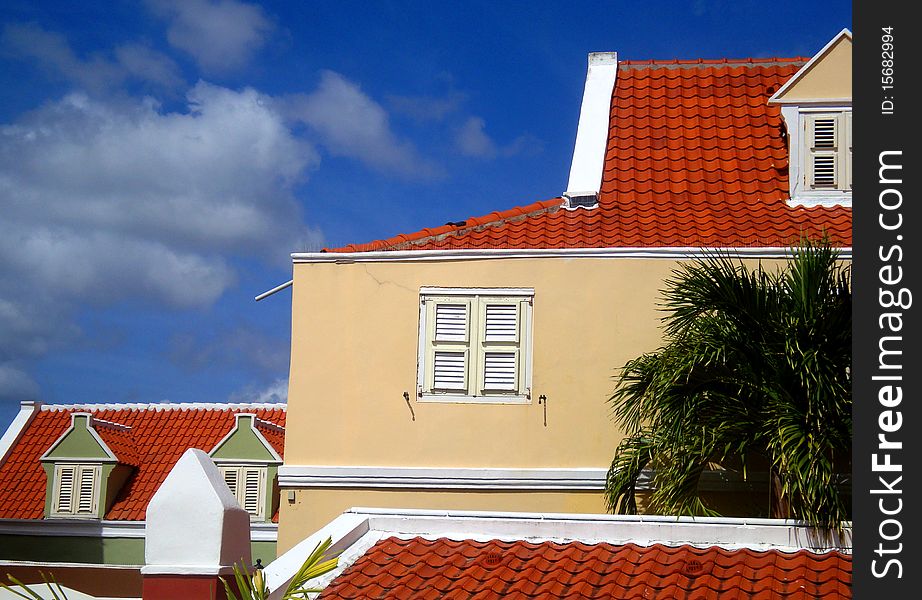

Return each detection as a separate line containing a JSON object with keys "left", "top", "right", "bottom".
{"left": 327, "top": 57, "right": 851, "bottom": 253}
{"left": 319, "top": 537, "right": 852, "bottom": 599}
{"left": 0, "top": 404, "right": 285, "bottom": 521}
{"left": 254, "top": 418, "right": 285, "bottom": 458}
{"left": 92, "top": 419, "right": 140, "bottom": 467}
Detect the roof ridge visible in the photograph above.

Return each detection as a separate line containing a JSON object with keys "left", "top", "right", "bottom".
{"left": 40, "top": 402, "right": 287, "bottom": 412}
{"left": 254, "top": 417, "right": 286, "bottom": 433}
{"left": 326, "top": 198, "right": 564, "bottom": 253}
{"left": 91, "top": 417, "right": 132, "bottom": 432}
{"left": 619, "top": 56, "right": 810, "bottom": 69}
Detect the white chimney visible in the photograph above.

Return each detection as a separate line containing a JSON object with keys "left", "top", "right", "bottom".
{"left": 564, "top": 52, "right": 618, "bottom": 208}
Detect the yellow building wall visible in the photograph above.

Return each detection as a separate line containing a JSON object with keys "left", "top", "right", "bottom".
{"left": 774, "top": 35, "right": 852, "bottom": 101}
{"left": 279, "top": 255, "right": 791, "bottom": 547}
{"left": 285, "top": 257, "right": 690, "bottom": 468}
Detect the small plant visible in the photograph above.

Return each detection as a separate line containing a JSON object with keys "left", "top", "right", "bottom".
{"left": 222, "top": 537, "right": 339, "bottom": 600}
{"left": 1, "top": 572, "right": 69, "bottom": 600}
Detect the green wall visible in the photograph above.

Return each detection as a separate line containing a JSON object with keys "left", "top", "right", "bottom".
{"left": 0, "top": 534, "right": 277, "bottom": 566}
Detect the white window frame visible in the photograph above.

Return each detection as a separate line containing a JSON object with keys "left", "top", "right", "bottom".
{"left": 782, "top": 105, "right": 852, "bottom": 208}
{"left": 417, "top": 287, "right": 534, "bottom": 404}
{"left": 218, "top": 464, "right": 267, "bottom": 521}
{"left": 50, "top": 463, "right": 101, "bottom": 518}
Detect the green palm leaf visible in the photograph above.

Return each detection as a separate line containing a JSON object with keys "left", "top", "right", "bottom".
{"left": 605, "top": 238, "right": 851, "bottom": 531}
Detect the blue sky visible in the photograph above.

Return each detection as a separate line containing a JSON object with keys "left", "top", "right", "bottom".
{"left": 0, "top": 0, "right": 851, "bottom": 429}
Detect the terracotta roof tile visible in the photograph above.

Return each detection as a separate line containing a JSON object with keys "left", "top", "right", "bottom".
{"left": 0, "top": 404, "right": 286, "bottom": 521}
{"left": 326, "top": 57, "right": 850, "bottom": 252}
{"left": 320, "top": 537, "right": 851, "bottom": 599}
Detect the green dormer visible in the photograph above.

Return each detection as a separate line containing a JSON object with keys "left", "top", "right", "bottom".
{"left": 209, "top": 413, "right": 284, "bottom": 522}
{"left": 39, "top": 413, "right": 136, "bottom": 519}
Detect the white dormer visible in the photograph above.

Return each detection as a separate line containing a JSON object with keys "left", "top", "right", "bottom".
{"left": 769, "top": 29, "right": 852, "bottom": 208}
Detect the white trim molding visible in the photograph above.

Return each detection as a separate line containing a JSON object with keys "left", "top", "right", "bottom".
{"left": 277, "top": 465, "right": 775, "bottom": 492}
{"left": 279, "top": 466, "right": 606, "bottom": 490}
{"left": 293, "top": 246, "right": 852, "bottom": 264}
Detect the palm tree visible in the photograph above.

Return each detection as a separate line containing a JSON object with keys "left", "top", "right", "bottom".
{"left": 605, "top": 239, "right": 851, "bottom": 530}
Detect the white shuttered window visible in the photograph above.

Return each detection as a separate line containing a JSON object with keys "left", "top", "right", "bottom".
{"left": 420, "top": 290, "right": 533, "bottom": 402}
{"left": 219, "top": 465, "right": 267, "bottom": 521}
{"left": 804, "top": 112, "right": 851, "bottom": 191}
{"left": 52, "top": 464, "right": 100, "bottom": 517}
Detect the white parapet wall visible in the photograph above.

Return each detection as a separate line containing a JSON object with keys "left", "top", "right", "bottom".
{"left": 142, "top": 448, "right": 252, "bottom": 576}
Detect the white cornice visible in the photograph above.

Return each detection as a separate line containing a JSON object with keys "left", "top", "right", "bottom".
{"left": 292, "top": 246, "right": 852, "bottom": 264}
{"left": 277, "top": 465, "right": 774, "bottom": 492}
{"left": 279, "top": 466, "right": 607, "bottom": 490}
{"left": 39, "top": 402, "right": 286, "bottom": 412}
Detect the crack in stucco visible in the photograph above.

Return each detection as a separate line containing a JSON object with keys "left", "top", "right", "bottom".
{"left": 361, "top": 265, "right": 416, "bottom": 293}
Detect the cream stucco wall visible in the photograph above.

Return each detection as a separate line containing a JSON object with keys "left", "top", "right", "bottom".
{"left": 280, "top": 255, "right": 792, "bottom": 544}
{"left": 285, "top": 257, "right": 697, "bottom": 469}
{"left": 774, "top": 35, "right": 852, "bottom": 102}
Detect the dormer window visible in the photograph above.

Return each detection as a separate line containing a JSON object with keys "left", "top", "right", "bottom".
{"left": 803, "top": 111, "right": 851, "bottom": 192}
{"left": 768, "top": 29, "right": 852, "bottom": 209}
{"left": 208, "top": 413, "right": 283, "bottom": 522}
{"left": 40, "top": 413, "right": 135, "bottom": 520}
{"left": 219, "top": 465, "right": 267, "bottom": 520}
{"left": 51, "top": 463, "right": 101, "bottom": 518}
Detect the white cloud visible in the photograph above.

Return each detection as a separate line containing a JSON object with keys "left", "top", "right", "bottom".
{"left": 147, "top": 0, "right": 273, "bottom": 73}
{"left": 229, "top": 377, "right": 288, "bottom": 404}
{"left": 114, "top": 42, "right": 185, "bottom": 89}
{"left": 454, "top": 116, "right": 543, "bottom": 159}
{"left": 0, "top": 363, "right": 40, "bottom": 402}
{"left": 0, "top": 82, "right": 321, "bottom": 394}
{"left": 1, "top": 23, "right": 182, "bottom": 92}
{"left": 168, "top": 327, "right": 289, "bottom": 375}
{"left": 387, "top": 92, "right": 466, "bottom": 122}
{"left": 283, "top": 71, "right": 443, "bottom": 179}
{"left": 455, "top": 116, "right": 497, "bottom": 157}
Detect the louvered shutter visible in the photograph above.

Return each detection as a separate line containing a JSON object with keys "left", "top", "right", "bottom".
{"left": 806, "top": 115, "right": 838, "bottom": 189}
{"left": 76, "top": 466, "right": 97, "bottom": 514}
{"left": 221, "top": 466, "right": 239, "bottom": 498}
{"left": 426, "top": 299, "right": 471, "bottom": 393}
{"left": 56, "top": 466, "right": 76, "bottom": 513}
{"left": 844, "top": 112, "right": 852, "bottom": 189}
{"left": 242, "top": 468, "right": 265, "bottom": 519}
{"left": 479, "top": 300, "right": 522, "bottom": 394}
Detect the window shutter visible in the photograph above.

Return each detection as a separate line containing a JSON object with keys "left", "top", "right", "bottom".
{"left": 479, "top": 301, "right": 522, "bottom": 394}
{"left": 806, "top": 115, "right": 839, "bottom": 189}
{"left": 844, "top": 112, "right": 853, "bottom": 189}
{"left": 482, "top": 352, "right": 518, "bottom": 390}
{"left": 434, "top": 303, "right": 469, "bottom": 341}
{"left": 484, "top": 304, "right": 518, "bottom": 341}
{"left": 432, "top": 351, "right": 468, "bottom": 390}
{"left": 812, "top": 117, "right": 837, "bottom": 149}
{"left": 426, "top": 299, "right": 471, "bottom": 393}
{"left": 242, "top": 468, "right": 264, "bottom": 518}
{"left": 76, "top": 466, "right": 96, "bottom": 514}
{"left": 222, "top": 467, "right": 239, "bottom": 498}
{"left": 56, "top": 466, "right": 75, "bottom": 513}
